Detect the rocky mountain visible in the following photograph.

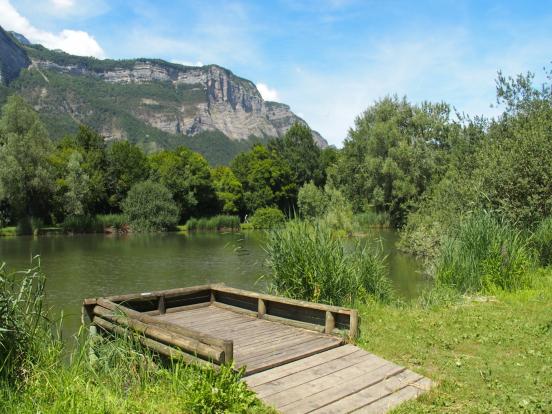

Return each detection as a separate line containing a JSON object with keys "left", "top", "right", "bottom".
{"left": 0, "top": 26, "right": 327, "bottom": 164}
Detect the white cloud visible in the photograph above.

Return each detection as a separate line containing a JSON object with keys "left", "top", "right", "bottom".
{"left": 51, "top": 0, "right": 74, "bottom": 9}
{"left": 256, "top": 82, "right": 279, "bottom": 101}
{"left": 172, "top": 60, "right": 204, "bottom": 67}
{"left": 0, "top": 0, "right": 105, "bottom": 58}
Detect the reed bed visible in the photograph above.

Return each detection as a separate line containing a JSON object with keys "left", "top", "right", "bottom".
{"left": 186, "top": 215, "right": 241, "bottom": 231}
{"left": 264, "top": 220, "right": 393, "bottom": 306}
{"left": 435, "top": 211, "right": 534, "bottom": 293}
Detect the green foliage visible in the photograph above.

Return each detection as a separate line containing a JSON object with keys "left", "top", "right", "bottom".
{"left": 435, "top": 212, "right": 534, "bottom": 293}
{"left": 320, "top": 185, "right": 354, "bottom": 234}
{"left": 248, "top": 207, "right": 286, "bottom": 229}
{"left": 61, "top": 215, "right": 103, "bottom": 234}
{"left": 0, "top": 95, "right": 54, "bottom": 220}
{"left": 353, "top": 210, "right": 390, "bottom": 229}
{"left": 231, "top": 145, "right": 296, "bottom": 214}
{"left": 122, "top": 181, "right": 179, "bottom": 232}
{"left": 211, "top": 166, "right": 243, "bottom": 214}
{"left": 186, "top": 215, "right": 240, "bottom": 231}
{"left": 529, "top": 217, "right": 552, "bottom": 267}
{"left": 268, "top": 122, "right": 324, "bottom": 187}
{"left": 297, "top": 181, "right": 328, "bottom": 219}
{"left": 96, "top": 214, "right": 127, "bottom": 231}
{"left": 334, "top": 96, "right": 456, "bottom": 227}
{"left": 149, "top": 147, "right": 216, "bottom": 221}
{"left": 106, "top": 140, "right": 149, "bottom": 209}
{"left": 0, "top": 260, "right": 48, "bottom": 384}
{"left": 265, "top": 220, "right": 392, "bottom": 305}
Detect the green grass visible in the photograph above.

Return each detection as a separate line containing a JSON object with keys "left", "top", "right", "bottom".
{"left": 96, "top": 214, "right": 128, "bottom": 232}
{"left": 186, "top": 215, "right": 241, "bottom": 232}
{"left": 356, "top": 272, "right": 552, "bottom": 413}
{"left": 264, "top": 220, "right": 393, "bottom": 305}
{"left": 0, "top": 226, "right": 16, "bottom": 236}
{"left": 353, "top": 210, "right": 390, "bottom": 229}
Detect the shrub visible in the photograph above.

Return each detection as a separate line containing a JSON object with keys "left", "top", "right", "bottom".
{"left": 0, "top": 260, "right": 49, "bottom": 384}
{"left": 96, "top": 214, "right": 128, "bottom": 231}
{"left": 249, "top": 207, "right": 285, "bottom": 229}
{"left": 353, "top": 210, "right": 390, "bottom": 229}
{"left": 122, "top": 181, "right": 179, "bottom": 232}
{"left": 61, "top": 215, "right": 103, "bottom": 234}
{"left": 186, "top": 215, "right": 240, "bottom": 231}
{"left": 435, "top": 211, "right": 534, "bottom": 293}
{"left": 297, "top": 182, "right": 328, "bottom": 219}
{"left": 530, "top": 217, "right": 552, "bottom": 266}
{"left": 264, "top": 220, "right": 392, "bottom": 305}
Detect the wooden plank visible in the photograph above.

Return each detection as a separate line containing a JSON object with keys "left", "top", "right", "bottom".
{"left": 237, "top": 330, "right": 313, "bottom": 351}
{"left": 235, "top": 334, "right": 328, "bottom": 361}
{"left": 145, "top": 302, "right": 210, "bottom": 316}
{"left": 244, "top": 338, "right": 342, "bottom": 375}
{"left": 103, "top": 284, "right": 213, "bottom": 303}
{"left": 264, "top": 357, "right": 397, "bottom": 409}
{"left": 246, "top": 345, "right": 359, "bottom": 388}
{"left": 352, "top": 377, "right": 432, "bottom": 414}
{"left": 252, "top": 350, "right": 371, "bottom": 398}
{"left": 253, "top": 350, "right": 377, "bottom": 398}
{"left": 309, "top": 369, "right": 423, "bottom": 413}
{"left": 274, "top": 363, "right": 405, "bottom": 413}
{"left": 212, "top": 285, "right": 354, "bottom": 315}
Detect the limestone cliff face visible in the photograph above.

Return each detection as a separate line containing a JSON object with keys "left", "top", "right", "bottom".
{"left": 0, "top": 28, "right": 30, "bottom": 85}
{"left": 31, "top": 59, "right": 327, "bottom": 146}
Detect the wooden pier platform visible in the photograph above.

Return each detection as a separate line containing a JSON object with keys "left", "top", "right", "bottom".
{"left": 83, "top": 284, "right": 432, "bottom": 413}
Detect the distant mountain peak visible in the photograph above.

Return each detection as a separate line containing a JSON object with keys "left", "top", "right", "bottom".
{"left": 9, "top": 31, "right": 31, "bottom": 46}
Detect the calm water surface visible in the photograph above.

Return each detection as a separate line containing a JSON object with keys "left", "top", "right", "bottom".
{"left": 0, "top": 229, "right": 429, "bottom": 336}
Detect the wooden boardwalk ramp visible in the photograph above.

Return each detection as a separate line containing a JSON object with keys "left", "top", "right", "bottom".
{"left": 84, "top": 284, "right": 432, "bottom": 413}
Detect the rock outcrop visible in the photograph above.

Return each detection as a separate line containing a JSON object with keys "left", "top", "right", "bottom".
{"left": 0, "top": 28, "right": 30, "bottom": 85}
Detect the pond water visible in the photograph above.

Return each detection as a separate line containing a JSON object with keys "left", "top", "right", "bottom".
{"left": 0, "top": 229, "right": 429, "bottom": 337}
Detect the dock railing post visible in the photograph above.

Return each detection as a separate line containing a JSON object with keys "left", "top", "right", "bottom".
{"left": 222, "top": 340, "right": 233, "bottom": 364}
{"left": 258, "top": 298, "right": 266, "bottom": 319}
{"left": 158, "top": 295, "right": 166, "bottom": 315}
{"left": 349, "top": 309, "right": 358, "bottom": 341}
{"left": 325, "top": 311, "right": 335, "bottom": 334}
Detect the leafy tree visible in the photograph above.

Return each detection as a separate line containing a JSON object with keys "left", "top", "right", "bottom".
{"left": 106, "top": 141, "right": 149, "bottom": 209}
{"left": 268, "top": 122, "right": 324, "bottom": 187}
{"left": 0, "top": 96, "right": 54, "bottom": 223}
{"left": 62, "top": 151, "right": 91, "bottom": 217}
{"left": 249, "top": 207, "right": 286, "bottom": 229}
{"left": 231, "top": 144, "right": 296, "bottom": 214}
{"left": 211, "top": 166, "right": 243, "bottom": 215}
{"left": 149, "top": 147, "right": 217, "bottom": 220}
{"left": 122, "top": 181, "right": 179, "bottom": 232}
{"left": 335, "top": 96, "right": 454, "bottom": 227}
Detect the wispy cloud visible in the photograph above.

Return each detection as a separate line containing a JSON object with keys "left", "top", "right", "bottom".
{"left": 0, "top": 0, "right": 105, "bottom": 57}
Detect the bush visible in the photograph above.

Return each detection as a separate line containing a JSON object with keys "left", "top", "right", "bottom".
{"left": 122, "top": 181, "right": 179, "bottom": 232}
{"left": 0, "top": 260, "right": 49, "bottom": 384}
{"left": 61, "top": 215, "right": 103, "bottom": 234}
{"left": 353, "top": 210, "right": 390, "bottom": 229}
{"left": 530, "top": 217, "right": 552, "bottom": 267}
{"left": 435, "top": 211, "right": 534, "bottom": 293}
{"left": 297, "top": 182, "right": 328, "bottom": 219}
{"left": 96, "top": 214, "right": 128, "bottom": 231}
{"left": 249, "top": 207, "right": 285, "bottom": 229}
{"left": 186, "top": 215, "right": 240, "bottom": 231}
{"left": 264, "top": 220, "right": 392, "bottom": 305}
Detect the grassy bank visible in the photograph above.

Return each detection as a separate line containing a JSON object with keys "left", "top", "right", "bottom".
{"left": 186, "top": 215, "right": 241, "bottom": 232}
{"left": 356, "top": 274, "right": 552, "bottom": 412}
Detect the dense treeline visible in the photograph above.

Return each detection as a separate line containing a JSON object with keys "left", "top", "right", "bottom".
{"left": 0, "top": 95, "right": 333, "bottom": 233}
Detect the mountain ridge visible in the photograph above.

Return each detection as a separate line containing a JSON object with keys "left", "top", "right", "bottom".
{"left": 0, "top": 26, "right": 327, "bottom": 164}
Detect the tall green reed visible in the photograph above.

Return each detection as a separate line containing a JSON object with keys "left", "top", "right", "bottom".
{"left": 435, "top": 211, "right": 534, "bottom": 293}
{"left": 264, "top": 220, "right": 393, "bottom": 306}
{"left": 186, "top": 215, "right": 240, "bottom": 231}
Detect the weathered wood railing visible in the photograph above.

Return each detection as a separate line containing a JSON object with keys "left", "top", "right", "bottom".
{"left": 83, "top": 284, "right": 358, "bottom": 368}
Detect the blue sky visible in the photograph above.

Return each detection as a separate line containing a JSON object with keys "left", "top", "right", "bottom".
{"left": 1, "top": 0, "right": 551, "bottom": 146}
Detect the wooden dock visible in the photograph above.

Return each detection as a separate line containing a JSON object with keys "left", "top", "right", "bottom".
{"left": 83, "top": 284, "right": 432, "bottom": 413}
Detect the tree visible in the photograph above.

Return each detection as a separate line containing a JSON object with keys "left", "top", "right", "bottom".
{"left": 0, "top": 96, "right": 54, "bottom": 223}
{"left": 62, "top": 151, "right": 91, "bottom": 217}
{"left": 149, "top": 147, "right": 217, "bottom": 220}
{"left": 231, "top": 144, "right": 296, "bottom": 214}
{"left": 335, "top": 96, "right": 455, "bottom": 227}
{"left": 122, "top": 181, "right": 179, "bottom": 232}
{"left": 268, "top": 122, "right": 324, "bottom": 187}
{"left": 106, "top": 141, "right": 149, "bottom": 209}
{"left": 211, "top": 166, "right": 243, "bottom": 214}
